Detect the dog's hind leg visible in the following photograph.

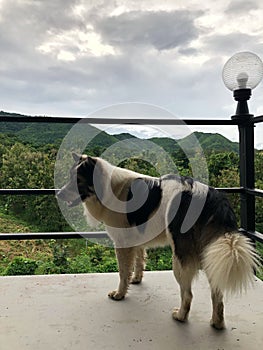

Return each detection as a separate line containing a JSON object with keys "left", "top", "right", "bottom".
{"left": 131, "top": 247, "right": 146, "bottom": 284}
{"left": 209, "top": 286, "right": 225, "bottom": 329}
{"left": 172, "top": 256, "right": 197, "bottom": 322}
{"left": 108, "top": 247, "right": 136, "bottom": 300}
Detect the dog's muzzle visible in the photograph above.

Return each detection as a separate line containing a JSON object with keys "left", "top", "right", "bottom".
{"left": 56, "top": 188, "right": 82, "bottom": 208}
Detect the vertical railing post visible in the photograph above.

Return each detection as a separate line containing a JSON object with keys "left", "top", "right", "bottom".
{"left": 232, "top": 89, "right": 255, "bottom": 233}
{"left": 238, "top": 119, "right": 256, "bottom": 232}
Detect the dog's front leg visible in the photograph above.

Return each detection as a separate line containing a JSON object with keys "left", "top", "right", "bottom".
{"left": 131, "top": 247, "right": 146, "bottom": 284}
{"left": 108, "top": 247, "right": 136, "bottom": 300}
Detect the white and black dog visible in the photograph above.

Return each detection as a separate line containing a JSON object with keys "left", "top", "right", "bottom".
{"left": 57, "top": 153, "right": 259, "bottom": 329}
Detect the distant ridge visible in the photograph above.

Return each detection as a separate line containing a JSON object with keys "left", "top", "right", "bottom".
{"left": 0, "top": 111, "right": 240, "bottom": 153}
{"left": 113, "top": 133, "right": 137, "bottom": 141}
{"left": 178, "top": 132, "right": 239, "bottom": 154}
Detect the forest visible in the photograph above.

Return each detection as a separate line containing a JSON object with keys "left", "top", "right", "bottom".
{"left": 0, "top": 112, "right": 262, "bottom": 278}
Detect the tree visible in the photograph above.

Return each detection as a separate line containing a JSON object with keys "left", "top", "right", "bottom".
{"left": 208, "top": 151, "right": 239, "bottom": 182}
{"left": 0, "top": 142, "right": 70, "bottom": 232}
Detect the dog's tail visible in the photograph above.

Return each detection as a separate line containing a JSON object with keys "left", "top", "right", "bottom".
{"left": 202, "top": 232, "right": 260, "bottom": 293}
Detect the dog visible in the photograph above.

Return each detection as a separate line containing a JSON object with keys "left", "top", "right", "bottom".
{"left": 57, "top": 153, "right": 259, "bottom": 329}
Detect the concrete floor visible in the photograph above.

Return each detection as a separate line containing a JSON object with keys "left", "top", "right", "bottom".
{"left": 0, "top": 271, "right": 262, "bottom": 350}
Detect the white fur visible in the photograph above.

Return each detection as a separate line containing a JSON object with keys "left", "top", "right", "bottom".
{"left": 83, "top": 205, "right": 101, "bottom": 228}
{"left": 202, "top": 232, "right": 260, "bottom": 293}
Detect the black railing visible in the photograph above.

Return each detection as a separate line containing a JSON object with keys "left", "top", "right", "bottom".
{"left": 0, "top": 114, "right": 262, "bottom": 243}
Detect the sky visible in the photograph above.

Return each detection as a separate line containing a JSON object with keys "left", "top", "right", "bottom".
{"left": 0, "top": 0, "right": 263, "bottom": 148}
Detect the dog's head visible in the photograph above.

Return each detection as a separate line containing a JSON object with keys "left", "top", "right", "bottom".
{"left": 56, "top": 152, "right": 97, "bottom": 207}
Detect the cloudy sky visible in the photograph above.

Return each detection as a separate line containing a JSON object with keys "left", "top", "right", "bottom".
{"left": 0, "top": 0, "right": 263, "bottom": 147}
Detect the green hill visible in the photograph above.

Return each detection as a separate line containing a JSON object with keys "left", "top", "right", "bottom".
{"left": 0, "top": 111, "right": 72, "bottom": 147}
{"left": 149, "top": 132, "right": 239, "bottom": 156}
{"left": 178, "top": 132, "right": 239, "bottom": 155}
{"left": 0, "top": 112, "right": 117, "bottom": 148}
{"left": 0, "top": 111, "right": 240, "bottom": 154}
{"left": 113, "top": 133, "right": 136, "bottom": 141}
{"left": 148, "top": 137, "right": 180, "bottom": 154}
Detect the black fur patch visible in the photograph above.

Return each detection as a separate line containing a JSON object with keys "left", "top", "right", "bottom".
{"left": 198, "top": 187, "right": 237, "bottom": 230}
{"left": 181, "top": 176, "right": 194, "bottom": 188}
{"left": 168, "top": 190, "right": 193, "bottom": 235}
{"left": 127, "top": 178, "right": 162, "bottom": 229}
{"left": 168, "top": 184, "right": 238, "bottom": 264}
{"left": 162, "top": 174, "right": 194, "bottom": 188}
{"left": 77, "top": 157, "right": 97, "bottom": 201}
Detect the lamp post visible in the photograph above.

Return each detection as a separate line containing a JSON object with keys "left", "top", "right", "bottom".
{"left": 222, "top": 52, "right": 263, "bottom": 234}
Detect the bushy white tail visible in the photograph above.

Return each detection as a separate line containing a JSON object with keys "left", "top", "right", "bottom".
{"left": 202, "top": 233, "right": 260, "bottom": 294}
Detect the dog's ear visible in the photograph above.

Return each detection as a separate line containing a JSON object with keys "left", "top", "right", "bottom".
{"left": 79, "top": 156, "right": 97, "bottom": 175}
{"left": 86, "top": 156, "right": 96, "bottom": 167}
{"left": 72, "top": 152, "right": 82, "bottom": 163}
{"left": 77, "top": 156, "right": 97, "bottom": 188}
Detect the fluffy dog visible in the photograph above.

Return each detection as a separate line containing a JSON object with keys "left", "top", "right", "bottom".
{"left": 57, "top": 153, "right": 259, "bottom": 329}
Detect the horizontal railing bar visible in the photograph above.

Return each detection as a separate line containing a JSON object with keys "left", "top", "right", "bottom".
{"left": 0, "top": 231, "right": 108, "bottom": 240}
{"left": 239, "top": 228, "right": 263, "bottom": 244}
{"left": 253, "top": 115, "right": 263, "bottom": 124}
{"left": 245, "top": 188, "right": 263, "bottom": 197}
{"left": 1, "top": 229, "right": 262, "bottom": 244}
{"left": 0, "top": 187, "right": 243, "bottom": 195}
{"left": 0, "top": 189, "right": 58, "bottom": 195}
{"left": 0, "top": 115, "right": 238, "bottom": 125}
{"left": 0, "top": 115, "right": 81, "bottom": 124}
{"left": 216, "top": 187, "right": 243, "bottom": 193}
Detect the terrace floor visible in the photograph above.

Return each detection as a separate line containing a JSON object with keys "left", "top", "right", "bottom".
{"left": 0, "top": 271, "right": 262, "bottom": 350}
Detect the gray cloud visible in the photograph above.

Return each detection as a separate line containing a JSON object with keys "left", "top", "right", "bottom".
{"left": 225, "top": 0, "right": 259, "bottom": 15}
{"left": 202, "top": 32, "right": 263, "bottom": 55}
{"left": 94, "top": 10, "right": 204, "bottom": 51}
{"left": 0, "top": 0, "right": 82, "bottom": 32}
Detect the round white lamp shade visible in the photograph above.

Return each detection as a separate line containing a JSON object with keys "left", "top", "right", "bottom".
{"left": 222, "top": 52, "right": 263, "bottom": 91}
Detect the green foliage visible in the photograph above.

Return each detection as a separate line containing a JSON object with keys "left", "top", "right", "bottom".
{"left": 0, "top": 119, "right": 72, "bottom": 148}
{"left": 149, "top": 137, "right": 179, "bottom": 155}
{"left": 36, "top": 241, "right": 118, "bottom": 274}
{"left": 69, "top": 248, "right": 118, "bottom": 274}
{"left": 179, "top": 132, "right": 239, "bottom": 155}
{"left": 255, "top": 151, "right": 263, "bottom": 184}
{"left": 0, "top": 142, "right": 54, "bottom": 188}
{"left": 68, "top": 253, "right": 94, "bottom": 273}
{"left": 0, "top": 141, "right": 71, "bottom": 232}
{"left": 35, "top": 261, "right": 61, "bottom": 275}
{"left": 208, "top": 151, "right": 239, "bottom": 180}
{"left": 3, "top": 256, "right": 37, "bottom": 275}
{"left": 51, "top": 240, "right": 70, "bottom": 273}
{"left": 172, "top": 148, "right": 190, "bottom": 171}
{"left": 146, "top": 247, "right": 172, "bottom": 271}
{"left": 119, "top": 157, "right": 160, "bottom": 176}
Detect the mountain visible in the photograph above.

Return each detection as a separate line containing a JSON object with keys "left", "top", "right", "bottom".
{"left": 148, "top": 137, "right": 180, "bottom": 154}
{"left": 149, "top": 132, "right": 239, "bottom": 155}
{"left": 113, "top": 133, "right": 136, "bottom": 141}
{"left": 0, "top": 111, "right": 72, "bottom": 146}
{"left": 178, "top": 132, "right": 239, "bottom": 155}
{"left": 0, "top": 111, "right": 240, "bottom": 153}
{"left": 0, "top": 111, "right": 118, "bottom": 148}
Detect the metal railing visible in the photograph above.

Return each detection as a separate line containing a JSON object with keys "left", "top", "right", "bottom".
{"left": 0, "top": 113, "right": 262, "bottom": 243}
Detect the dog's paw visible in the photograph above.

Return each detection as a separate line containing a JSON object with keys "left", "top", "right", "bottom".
{"left": 210, "top": 319, "right": 225, "bottom": 330}
{"left": 172, "top": 308, "right": 187, "bottom": 322}
{"left": 108, "top": 290, "right": 125, "bottom": 301}
{"left": 131, "top": 275, "right": 142, "bottom": 284}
